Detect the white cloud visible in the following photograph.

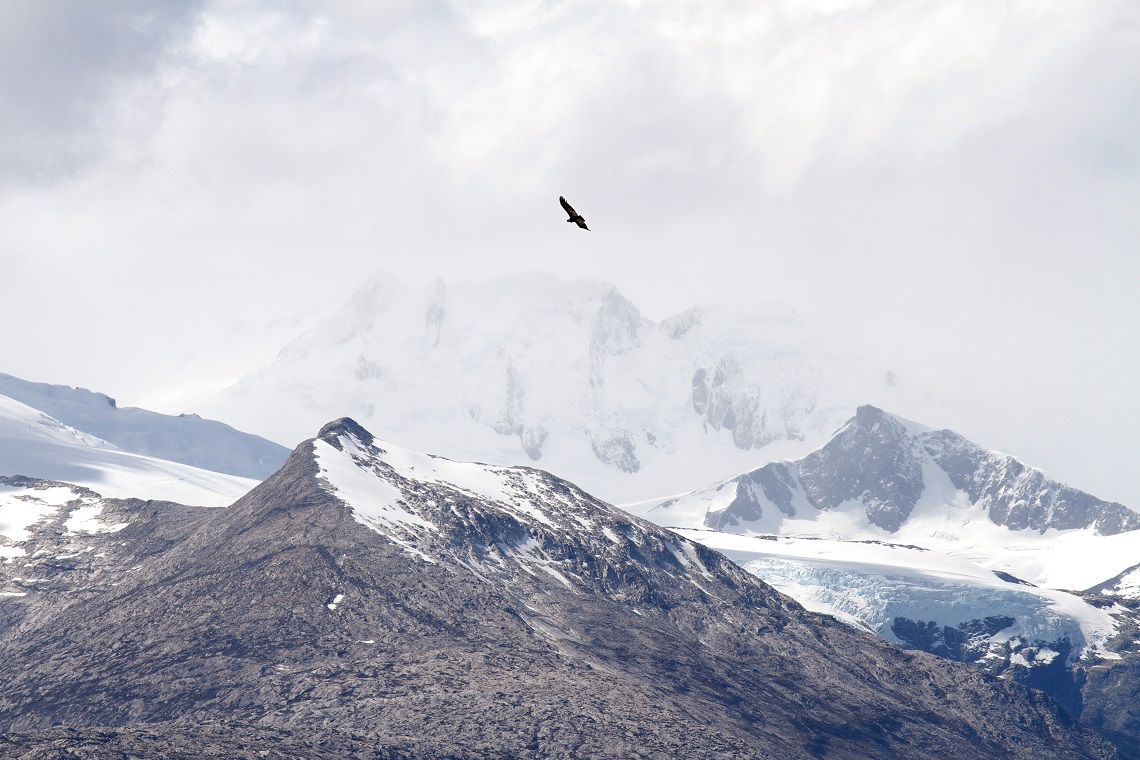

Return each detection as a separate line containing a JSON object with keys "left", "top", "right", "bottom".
{"left": 0, "top": 0, "right": 1136, "bottom": 505}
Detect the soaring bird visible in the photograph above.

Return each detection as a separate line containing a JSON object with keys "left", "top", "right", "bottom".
{"left": 559, "top": 196, "right": 589, "bottom": 230}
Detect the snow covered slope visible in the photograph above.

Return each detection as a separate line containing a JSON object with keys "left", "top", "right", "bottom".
{"left": 0, "top": 394, "right": 256, "bottom": 506}
{"left": 311, "top": 417, "right": 729, "bottom": 594}
{"left": 203, "top": 272, "right": 927, "bottom": 503}
{"left": 676, "top": 528, "right": 1135, "bottom": 712}
{"left": 635, "top": 405, "right": 1140, "bottom": 591}
{"left": 0, "top": 372, "right": 288, "bottom": 479}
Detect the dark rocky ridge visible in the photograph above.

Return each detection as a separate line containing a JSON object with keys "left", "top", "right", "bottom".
{"left": 891, "top": 616, "right": 1086, "bottom": 719}
{"left": 0, "top": 421, "right": 1119, "bottom": 758}
{"left": 702, "top": 405, "right": 1139, "bottom": 535}
{"left": 1088, "top": 563, "right": 1140, "bottom": 597}
{"left": 1075, "top": 595, "right": 1140, "bottom": 759}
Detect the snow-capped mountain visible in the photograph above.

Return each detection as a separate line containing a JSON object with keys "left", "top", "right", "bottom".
{"left": 632, "top": 403, "right": 1140, "bottom": 631}
{"left": 0, "top": 372, "right": 288, "bottom": 479}
{"left": 636, "top": 405, "right": 1140, "bottom": 589}
{"left": 0, "top": 418, "right": 1116, "bottom": 758}
{"left": 202, "top": 272, "right": 928, "bottom": 503}
{"left": 645, "top": 404, "right": 1138, "bottom": 537}
{"left": 0, "top": 393, "right": 256, "bottom": 506}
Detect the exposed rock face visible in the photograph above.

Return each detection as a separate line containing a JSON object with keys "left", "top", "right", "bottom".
{"left": 0, "top": 475, "right": 216, "bottom": 638}
{"left": 1088, "top": 563, "right": 1140, "bottom": 599}
{"left": 1078, "top": 598, "right": 1140, "bottom": 756}
{"left": 0, "top": 423, "right": 1118, "bottom": 758}
{"left": 891, "top": 616, "right": 1086, "bottom": 718}
{"left": 892, "top": 615, "right": 1018, "bottom": 662}
{"left": 701, "top": 405, "right": 1139, "bottom": 536}
{"left": 923, "top": 428, "right": 1140, "bottom": 535}
{"left": 468, "top": 361, "right": 549, "bottom": 461}
{"left": 0, "top": 722, "right": 416, "bottom": 759}
{"left": 702, "top": 463, "right": 801, "bottom": 531}
{"left": 798, "top": 406, "right": 923, "bottom": 532}
{"left": 690, "top": 354, "right": 818, "bottom": 450}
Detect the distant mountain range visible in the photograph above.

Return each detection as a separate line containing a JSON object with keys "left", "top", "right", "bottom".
{"left": 0, "top": 372, "right": 288, "bottom": 479}
{"left": 201, "top": 272, "right": 927, "bottom": 504}
{"left": 0, "top": 419, "right": 1117, "bottom": 758}
{"left": 0, "top": 390, "right": 257, "bottom": 507}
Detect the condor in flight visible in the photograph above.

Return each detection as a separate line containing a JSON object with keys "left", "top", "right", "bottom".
{"left": 559, "top": 196, "right": 589, "bottom": 230}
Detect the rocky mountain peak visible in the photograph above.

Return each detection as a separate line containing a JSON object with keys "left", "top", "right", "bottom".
{"left": 852, "top": 403, "right": 905, "bottom": 430}
{"left": 798, "top": 405, "right": 925, "bottom": 531}
{"left": 656, "top": 405, "right": 1139, "bottom": 537}
{"left": 832, "top": 405, "right": 922, "bottom": 452}
{"left": 316, "top": 416, "right": 375, "bottom": 449}
{"left": 310, "top": 421, "right": 757, "bottom": 607}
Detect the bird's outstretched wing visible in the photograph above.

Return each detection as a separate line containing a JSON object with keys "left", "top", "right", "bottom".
{"left": 559, "top": 196, "right": 577, "bottom": 216}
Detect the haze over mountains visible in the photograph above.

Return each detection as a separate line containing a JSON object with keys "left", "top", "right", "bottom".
{"left": 201, "top": 272, "right": 931, "bottom": 505}
{"left": 0, "top": 0, "right": 1132, "bottom": 750}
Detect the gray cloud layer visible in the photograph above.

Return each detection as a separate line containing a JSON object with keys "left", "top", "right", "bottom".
{"left": 0, "top": 0, "right": 204, "bottom": 183}
{"left": 0, "top": 0, "right": 1136, "bottom": 505}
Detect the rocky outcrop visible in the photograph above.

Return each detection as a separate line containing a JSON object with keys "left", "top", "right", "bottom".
{"left": 797, "top": 406, "right": 924, "bottom": 532}
{"left": 891, "top": 616, "right": 1085, "bottom": 718}
{"left": 1077, "top": 597, "right": 1140, "bottom": 756}
{"left": 689, "top": 354, "right": 818, "bottom": 450}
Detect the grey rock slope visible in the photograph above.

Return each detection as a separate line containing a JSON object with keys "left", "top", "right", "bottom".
{"left": 0, "top": 721, "right": 411, "bottom": 760}
{"left": 0, "top": 421, "right": 1118, "bottom": 758}
{"left": 702, "top": 405, "right": 1139, "bottom": 535}
{"left": 0, "top": 371, "right": 289, "bottom": 479}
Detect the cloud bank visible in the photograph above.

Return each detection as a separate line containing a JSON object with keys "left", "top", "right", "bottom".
{"left": 0, "top": 0, "right": 1136, "bottom": 504}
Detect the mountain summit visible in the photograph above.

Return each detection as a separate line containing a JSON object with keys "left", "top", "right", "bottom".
{"left": 203, "top": 272, "right": 922, "bottom": 503}
{"left": 649, "top": 404, "right": 1140, "bottom": 536}
{"left": 0, "top": 418, "right": 1116, "bottom": 757}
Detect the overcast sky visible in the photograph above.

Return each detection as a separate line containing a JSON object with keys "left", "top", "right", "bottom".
{"left": 1, "top": 0, "right": 1137, "bottom": 505}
